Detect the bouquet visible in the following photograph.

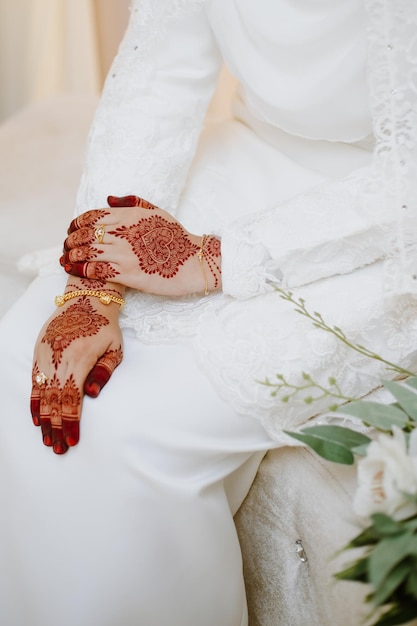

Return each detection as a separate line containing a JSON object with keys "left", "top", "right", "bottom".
{"left": 266, "top": 289, "right": 417, "bottom": 626}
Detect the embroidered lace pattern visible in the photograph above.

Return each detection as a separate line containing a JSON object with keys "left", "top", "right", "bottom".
{"left": 75, "top": 0, "right": 216, "bottom": 216}
{"left": 363, "top": 0, "right": 417, "bottom": 297}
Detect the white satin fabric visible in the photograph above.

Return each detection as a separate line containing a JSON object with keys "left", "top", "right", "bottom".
{"left": 1, "top": 1, "right": 416, "bottom": 624}
{"left": 0, "top": 274, "right": 271, "bottom": 626}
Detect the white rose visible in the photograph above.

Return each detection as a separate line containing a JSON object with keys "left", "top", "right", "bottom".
{"left": 353, "top": 426, "right": 417, "bottom": 521}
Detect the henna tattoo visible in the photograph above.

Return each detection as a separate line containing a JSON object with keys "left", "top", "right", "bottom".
{"left": 64, "top": 261, "right": 120, "bottom": 282}
{"left": 84, "top": 346, "right": 123, "bottom": 398}
{"left": 99, "top": 346, "right": 123, "bottom": 374}
{"left": 61, "top": 375, "right": 81, "bottom": 447}
{"left": 107, "top": 195, "right": 156, "bottom": 210}
{"left": 42, "top": 298, "right": 109, "bottom": 368}
{"left": 30, "top": 362, "right": 41, "bottom": 426}
{"left": 43, "top": 374, "right": 63, "bottom": 428}
{"left": 39, "top": 374, "right": 81, "bottom": 453}
{"left": 64, "top": 227, "right": 97, "bottom": 251}
{"left": 40, "top": 373, "right": 61, "bottom": 448}
{"left": 66, "top": 281, "right": 123, "bottom": 296}
{"left": 202, "top": 235, "right": 222, "bottom": 289}
{"left": 68, "top": 209, "right": 110, "bottom": 234}
{"left": 62, "top": 245, "right": 103, "bottom": 264}
{"left": 109, "top": 215, "right": 198, "bottom": 279}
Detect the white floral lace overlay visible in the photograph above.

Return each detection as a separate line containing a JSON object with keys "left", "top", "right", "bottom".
{"left": 76, "top": 0, "right": 220, "bottom": 215}
{"left": 194, "top": 267, "right": 417, "bottom": 443}
{"left": 364, "top": 0, "right": 417, "bottom": 296}
{"left": 119, "top": 289, "right": 227, "bottom": 343}
{"left": 220, "top": 169, "right": 398, "bottom": 297}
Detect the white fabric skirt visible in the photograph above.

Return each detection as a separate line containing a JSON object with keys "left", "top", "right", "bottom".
{"left": 0, "top": 273, "right": 274, "bottom": 626}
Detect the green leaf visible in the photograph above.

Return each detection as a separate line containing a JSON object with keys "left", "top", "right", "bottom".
{"left": 405, "top": 566, "right": 417, "bottom": 600}
{"left": 283, "top": 430, "right": 354, "bottom": 464}
{"left": 351, "top": 443, "right": 370, "bottom": 456}
{"left": 337, "top": 401, "right": 410, "bottom": 431}
{"left": 300, "top": 425, "right": 371, "bottom": 449}
{"left": 335, "top": 557, "right": 368, "bottom": 582}
{"left": 369, "top": 533, "right": 417, "bottom": 588}
{"left": 371, "top": 603, "right": 417, "bottom": 626}
{"left": 382, "top": 379, "right": 417, "bottom": 421}
{"left": 371, "top": 559, "right": 412, "bottom": 607}
{"left": 405, "top": 377, "right": 417, "bottom": 391}
{"left": 346, "top": 525, "right": 383, "bottom": 549}
{"left": 371, "top": 513, "right": 403, "bottom": 537}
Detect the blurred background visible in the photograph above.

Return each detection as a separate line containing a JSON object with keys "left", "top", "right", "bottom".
{"left": 0, "top": 0, "right": 130, "bottom": 123}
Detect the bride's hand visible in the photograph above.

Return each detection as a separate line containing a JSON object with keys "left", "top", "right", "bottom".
{"left": 30, "top": 292, "right": 123, "bottom": 454}
{"left": 61, "top": 195, "right": 222, "bottom": 297}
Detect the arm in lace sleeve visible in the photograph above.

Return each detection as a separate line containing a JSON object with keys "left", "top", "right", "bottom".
{"left": 219, "top": 167, "right": 397, "bottom": 298}
{"left": 76, "top": 0, "right": 222, "bottom": 215}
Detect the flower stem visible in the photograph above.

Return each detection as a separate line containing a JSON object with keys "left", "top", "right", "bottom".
{"left": 275, "top": 287, "right": 415, "bottom": 378}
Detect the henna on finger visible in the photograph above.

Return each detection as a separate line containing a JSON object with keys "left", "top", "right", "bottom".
{"left": 40, "top": 374, "right": 61, "bottom": 449}
{"left": 64, "top": 227, "right": 97, "bottom": 251}
{"left": 107, "top": 195, "right": 157, "bottom": 210}
{"left": 61, "top": 245, "right": 103, "bottom": 265}
{"left": 42, "top": 298, "right": 109, "bottom": 368}
{"left": 64, "top": 261, "right": 120, "bottom": 282}
{"left": 68, "top": 209, "right": 110, "bottom": 234}
{"left": 31, "top": 362, "right": 43, "bottom": 426}
{"left": 61, "top": 375, "right": 81, "bottom": 447}
{"left": 84, "top": 346, "right": 123, "bottom": 398}
{"left": 109, "top": 215, "right": 198, "bottom": 279}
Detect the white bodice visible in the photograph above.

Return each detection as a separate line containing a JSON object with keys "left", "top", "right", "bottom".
{"left": 206, "top": 0, "right": 371, "bottom": 142}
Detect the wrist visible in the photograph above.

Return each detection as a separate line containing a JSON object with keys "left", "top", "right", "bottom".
{"left": 65, "top": 277, "right": 125, "bottom": 298}
{"left": 189, "top": 233, "right": 222, "bottom": 295}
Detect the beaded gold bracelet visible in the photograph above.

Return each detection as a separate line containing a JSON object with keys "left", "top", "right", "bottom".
{"left": 54, "top": 290, "right": 125, "bottom": 307}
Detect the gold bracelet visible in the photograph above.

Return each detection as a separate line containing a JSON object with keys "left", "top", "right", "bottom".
{"left": 55, "top": 290, "right": 125, "bottom": 307}
{"left": 197, "top": 235, "right": 210, "bottom": 296}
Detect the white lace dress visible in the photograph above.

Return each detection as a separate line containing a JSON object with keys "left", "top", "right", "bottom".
{"left": 0, "top": 1, "right": 416, "bottom": 625}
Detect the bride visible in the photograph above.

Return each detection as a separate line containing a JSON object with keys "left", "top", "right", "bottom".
{"left": 0, "top": 0, "right": 415, "bottom": 624}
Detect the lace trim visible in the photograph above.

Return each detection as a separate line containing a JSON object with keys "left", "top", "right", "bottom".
{"left": 364, "top": 0, "right": 417, "bottom": 296}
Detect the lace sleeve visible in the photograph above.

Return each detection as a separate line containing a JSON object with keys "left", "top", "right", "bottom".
{"left": 75, "top": 0, "right": 221, "bottom": 216}
{"left": 219, "top": 168, "right": 394, "bottom": 297}
{"left": 220, "top": 0, "right": 417, "bottom": 300}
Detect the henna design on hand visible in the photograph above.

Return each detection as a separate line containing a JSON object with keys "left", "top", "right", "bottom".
{"left": 64, "top": 227, "right": 97, "bottom": 251}
{"left": 66, "top": 281, "right": 123, "bottom": 297}
{"left": 63, "top": 261, "right": 120, "bottom": 282}
{"left": 39, "top": 374, "right": 81, "bottom": 453}
{"left": 42, "top": 298, "right": 109, "bottom": 368}
{"left": 203, "top": 235, "right": 222, "bottom": 289}
{"left": 61, "top": 375, "right": 81, "bottom": 447}
{"left": 107, "top": 195, "right": 157, "bottom": 210}
{"left": 31, "top": 362, "right": 42, "bottom": 426}
{"left": 40, "top": 373, "right": 61, "bottom": 449}
{"left": 109, "top": 215, "right": 198, "bottom": 279}
{"left": 61, "top": 245, "right": 103, "bottom": 265}
{"left": 84, "top": 346, "right": 123, "bottom": 398}
{"left": 68, "top": 209, "right": 110, "bottom": 234}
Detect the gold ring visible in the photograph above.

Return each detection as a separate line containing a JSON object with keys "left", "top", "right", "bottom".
{"left": 94, "top": 225, "right": 105, "bottom": 244}
{"left": 35, "top": 372, "right": 48, "bottom": 386}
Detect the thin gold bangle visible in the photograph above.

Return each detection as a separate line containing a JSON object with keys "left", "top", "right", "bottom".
{"left": 54, "top": 290, "right": 125, "bottom": 307}
{"left": 197, "top": 235, "right": 210, "bottom": 296}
